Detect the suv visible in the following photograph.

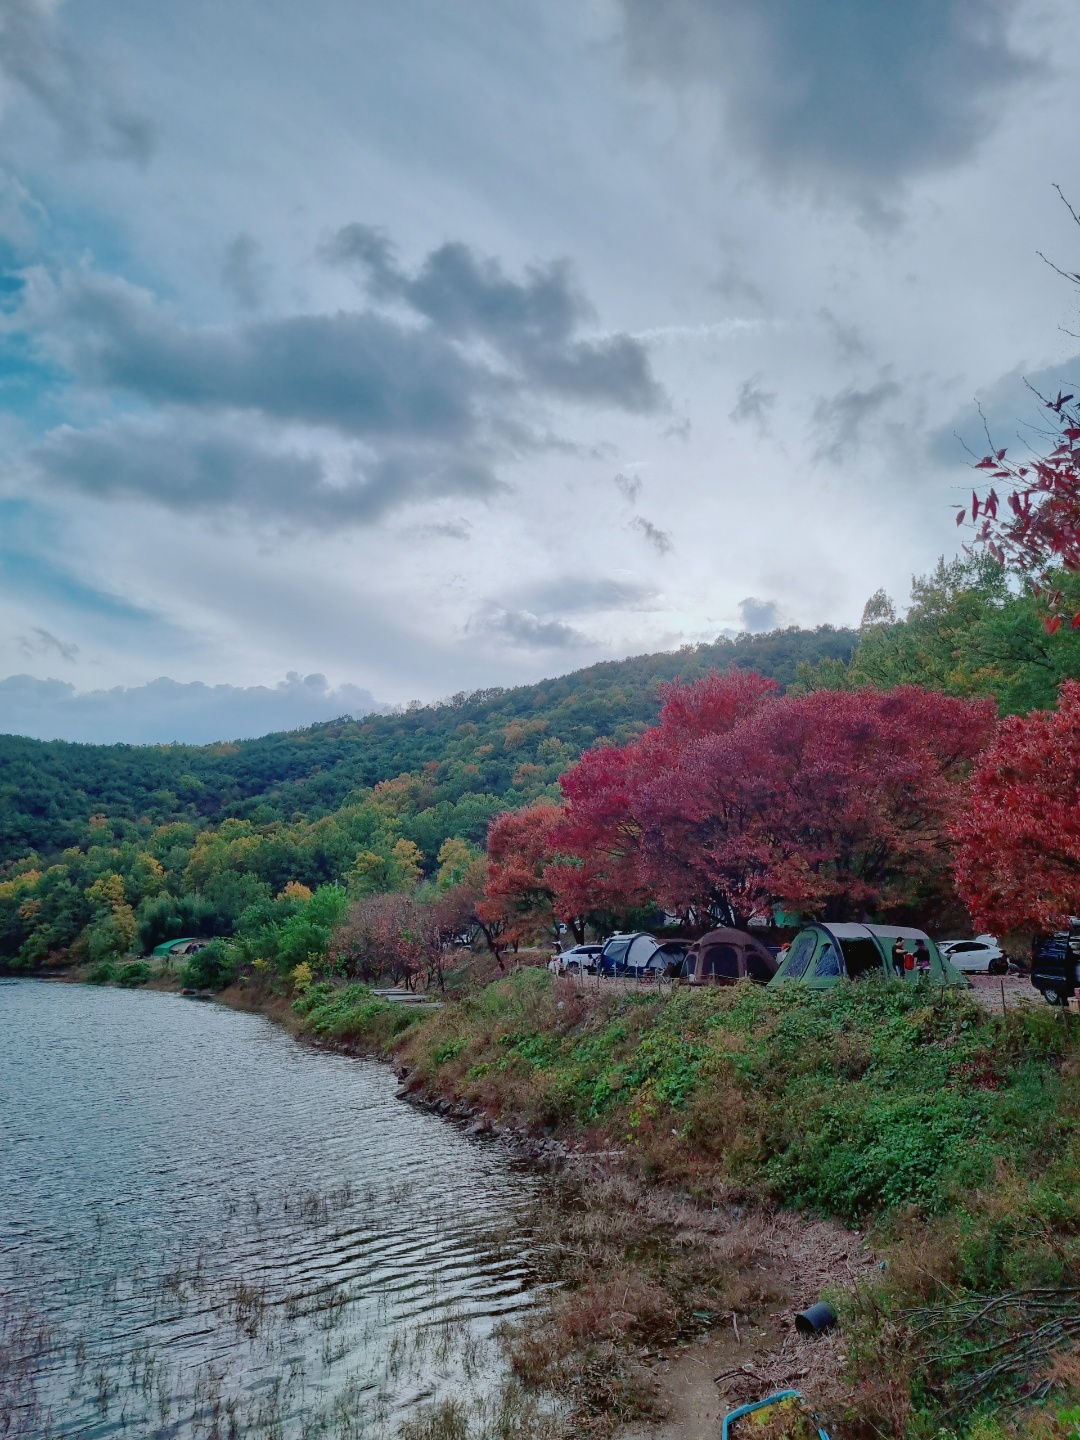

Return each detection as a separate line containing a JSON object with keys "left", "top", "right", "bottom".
{"left": 1031, "top": 919, "right": 1080, "bottom": 1005}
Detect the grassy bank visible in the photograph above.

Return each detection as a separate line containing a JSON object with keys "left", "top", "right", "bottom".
{"left": 294, "top": 970, "right": 1080, "bottom": 1438}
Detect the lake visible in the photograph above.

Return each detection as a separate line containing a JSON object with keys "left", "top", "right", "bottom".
{"left": 0, "top": 979, "right": 546, "bottom": 1439}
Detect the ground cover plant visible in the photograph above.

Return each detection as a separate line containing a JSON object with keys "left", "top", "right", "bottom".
{"left": 301, "top": 969, "right": 1080, "bottom": 1437}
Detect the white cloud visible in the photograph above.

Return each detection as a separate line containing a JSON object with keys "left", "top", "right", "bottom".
{"left": 0, "top": 0, "right": 1076, "bottom": 740}
{"left": 0, "top": 672, "right": 384, "bottom": 745}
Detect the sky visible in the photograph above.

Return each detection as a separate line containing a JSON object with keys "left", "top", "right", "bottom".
{"left": 1, "top": 0, "right": 1078, "bottom": 744}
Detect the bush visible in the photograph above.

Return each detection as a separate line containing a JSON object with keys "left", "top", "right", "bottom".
{"left": 181, "top": 939, "right": 238, "bottom": 991}
{"left": 114, "top": 960, "right": 153, "bottom": 987}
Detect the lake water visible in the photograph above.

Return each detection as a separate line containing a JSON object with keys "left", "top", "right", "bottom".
{"left": 0, "top": 980, "right": 546, "bottom": 1439}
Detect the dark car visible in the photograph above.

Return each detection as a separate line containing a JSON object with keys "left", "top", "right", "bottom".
{"left": 1031, "top": 919, "right": 1080, "bottom": 1005}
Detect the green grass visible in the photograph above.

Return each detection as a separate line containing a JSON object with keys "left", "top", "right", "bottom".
{"left": 349, "top": 969, "right": 1080, "bottom": 1433}
{"left": 292, "top": 981, "right": 426, "bottom": 1046}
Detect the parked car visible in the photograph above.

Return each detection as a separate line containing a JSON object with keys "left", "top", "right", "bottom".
{"left": 679, "top": 927, "right": 778, "bottom": 986}
{"left": 1031, "top": 919, "right": 1080, "bottom": 1006}
{"left": 768, "top": 923, "right": 966, "bottom": 990}
{"left": 599, "top": 932, "right": 688, "bottom": 977}
{"left": 938, "top": 934, "right": 1008, "bottom": 974}
{"left": 558, "top": 943, "right": 604, "bottom": 975}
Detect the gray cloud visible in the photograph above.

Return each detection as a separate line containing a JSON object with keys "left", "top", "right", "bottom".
{"left": 730, "top": 373, "right": 777, "bottom": 431}
{"left": 630, "top": 515, "right": 673, "bottom": 554}
{"left": 470, "top": 607, "right": 588, "bottom": 650}
{"left": 323, "top": 225, "right": 662, "bottom": 409}
{"left": 0, "top": 0, "right": 157, "bottom": 162}
{"left": 613, "top": 471, "right": 642, "bottom": 504}
{"left": 22, "top": 235, "right": 660, "bottom": 525}
{"left": 0, "top": 670, "right": 384, "bottom": 745}
{"left": 812, "top": 377, "right": 901, "bottom": 463}
{"left": 18, "top": 626, "right": 78, "bottom": 662}
{"left": 30, "top": 416, "right": 499, "bottom": 525}
{"left": 619, "top": 0, "right": 1032, "bottom": 196}
{"left": 738, "top": 596, "right": 780, "bottom": 632}
{"left": 221, "top": 233, "right": 269, "bottom": 310}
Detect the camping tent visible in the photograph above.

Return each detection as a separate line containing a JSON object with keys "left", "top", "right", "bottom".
{"left": 768, "top": 923, "right": 966, "bottom": 990}
{"left": 680, "top": 928, "right": 778, "bottom": 986}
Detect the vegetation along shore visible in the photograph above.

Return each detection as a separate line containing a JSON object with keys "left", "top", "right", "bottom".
{"left": 7, "top": 539, "right": 1080, "bottom": 1437}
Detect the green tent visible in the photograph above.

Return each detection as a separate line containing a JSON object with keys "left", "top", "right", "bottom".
{"left": 151, "top": 937, "right": 199, "bottom": 958}
{"left": 768, "top": 922, "right": 967, "bottom": 990}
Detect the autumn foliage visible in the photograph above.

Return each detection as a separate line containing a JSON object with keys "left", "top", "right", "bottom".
{"left": 954, "top": 679, "right": 1080, "bottom": 933}
{"left": 963, "top": 388, "right": 1080, "bottom": 631}
{"left": 478, "top": 803, "right": 562, "bottom": 951}
{"left": 483, "top": 672, "right": 998, "bottom": 934}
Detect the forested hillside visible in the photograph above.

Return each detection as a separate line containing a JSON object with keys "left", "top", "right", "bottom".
{"left": 0, "top": 625, "right": 856, "bottom": 863}
{"left": 0, "top": 625, "right": 856, "bottom": 971}
{"left": 8, "top": 565, "right": 1079, "bottom": 977}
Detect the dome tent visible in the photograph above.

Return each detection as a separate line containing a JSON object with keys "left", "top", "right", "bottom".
{"left": 680, "top": 928, "right": 778, "bottom": 986}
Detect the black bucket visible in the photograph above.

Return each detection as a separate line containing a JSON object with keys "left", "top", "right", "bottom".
{"left": 795, "top": 1301, "right": 838, "bottom": 1337}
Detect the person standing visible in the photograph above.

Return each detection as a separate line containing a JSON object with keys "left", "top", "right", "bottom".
{"left": 892, "top": 936, "right": 906, "bottom": 976}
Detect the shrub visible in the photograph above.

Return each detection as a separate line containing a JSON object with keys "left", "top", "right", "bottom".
{"left": 181, "top": 939, "right": 238, "bottom": 991}
{"left": 114, "top": 960, "right": 153, "bottom": 987}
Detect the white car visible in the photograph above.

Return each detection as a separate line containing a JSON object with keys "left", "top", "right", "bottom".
{"left": 938, "top": 934, "right": 1008, "bottom": 974}
{"left": 557, "top": 944, "right": 604, "bottom": 975}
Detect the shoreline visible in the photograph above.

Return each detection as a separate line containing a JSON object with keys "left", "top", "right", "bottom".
{"left": 17, "top": 962, "right": 1080, "bottom": 1438}
{"left": 16, "top": 964, "right": 875, "bottom": 1438}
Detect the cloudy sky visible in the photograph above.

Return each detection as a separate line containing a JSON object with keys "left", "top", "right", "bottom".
{"left": 1, "top": 0, "right": 1078, "bottom": 743}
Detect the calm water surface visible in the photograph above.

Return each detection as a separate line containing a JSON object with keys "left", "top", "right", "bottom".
{"left": 0, "top": 980, "right": 546, "bottom": 1438}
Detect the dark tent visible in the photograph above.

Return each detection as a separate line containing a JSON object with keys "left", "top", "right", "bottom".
{"left": 681, "top": 928, "right": 778, "bottom": 986}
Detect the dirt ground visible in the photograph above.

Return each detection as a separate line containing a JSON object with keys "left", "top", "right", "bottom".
{"left": 613, "top": 1212, "right": 874, "bottom": 1440}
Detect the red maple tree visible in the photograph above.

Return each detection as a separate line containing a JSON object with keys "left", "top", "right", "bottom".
{"left": 551, "top": 671, "right": 778, "bottom": 929}
{"left": 953, "top": 679, "right": 1080, "bottom": 933}
{"left": 544, "top": 673, "right": 996, "bottom": 928}
{"left": 963, "top": 387, "right": 1080, "bottom": 631}
{"left": 632, "top": 684, "right": 995, "bottom": 924}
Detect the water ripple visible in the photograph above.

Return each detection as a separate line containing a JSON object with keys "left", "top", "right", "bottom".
{"left": 0, "top": 981, "right": 546, "bottom": 1438}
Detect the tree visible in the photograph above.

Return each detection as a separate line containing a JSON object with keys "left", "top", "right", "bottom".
{"left": 954, "top": 680, "right": 1080, "bottom": 933}
{"left": 330, "top": 892, "right": 428, "bottom": 988}
{"left": 479, "top": 804, "right": 562, "bottom": 953}
{"left": 84, "top": 871, "right": 138, "bottom": 963}
{"left": 550, "top": 673, "right": 996, "bottom": 928}
{"left": 962, "top": 190, "right": 1080, "bottom": 630}
{"left": 702, "top": 685, "right": 996, "bottom": 924}
{"left": 435, "top": 837, "right": 480, "bottom": 889}
{"left": 550, "top": 671, "right": 780, "bottom": 929}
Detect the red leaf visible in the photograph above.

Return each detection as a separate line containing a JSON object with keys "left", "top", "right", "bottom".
{"left": 1072, "top": 613, "right": 1080, "bottom": 630}
{"left": 956, "top": 509, "right": 965, "bottom": 526}
{"left": 971, "top": 491, "right": 980, "bottom": 522}
{"left": 1045, "top": 615, "right": 1063, "bottom": 635}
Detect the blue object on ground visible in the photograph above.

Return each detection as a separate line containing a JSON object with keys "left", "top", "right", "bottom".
{"left": 721, "top": 1389, "right": 831, "bottom": 1440}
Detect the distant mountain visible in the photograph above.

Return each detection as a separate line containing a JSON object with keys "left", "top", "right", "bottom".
{"left": 0, "top": 626, "right": 856, "bottom": 864}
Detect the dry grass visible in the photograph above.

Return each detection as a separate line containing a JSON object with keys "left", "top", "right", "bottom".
{"left": 498, "top": 1172, "right": 873, "bottom": 1438}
